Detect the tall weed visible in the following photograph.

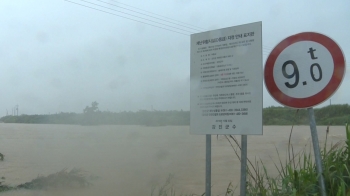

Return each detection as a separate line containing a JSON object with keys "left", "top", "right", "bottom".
{"left": 225, "top": 123, "right": 350, "bottom": 195}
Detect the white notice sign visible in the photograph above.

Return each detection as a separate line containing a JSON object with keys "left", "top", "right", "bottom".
{"left": 190, "top": 22, "right": 262, "bottom": 135}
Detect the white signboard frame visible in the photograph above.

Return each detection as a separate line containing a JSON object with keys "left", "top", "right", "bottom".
{"left": 190, "top": 22, "right": 262, "bottom": 135}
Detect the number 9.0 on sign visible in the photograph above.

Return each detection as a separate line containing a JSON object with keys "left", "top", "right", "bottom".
{"left": 264, "top": 32, "right": 345, "bottom": 108}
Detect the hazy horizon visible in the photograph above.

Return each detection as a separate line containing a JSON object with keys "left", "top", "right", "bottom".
{"left": 1, "top": 1, "right": 349, "bottom": 115}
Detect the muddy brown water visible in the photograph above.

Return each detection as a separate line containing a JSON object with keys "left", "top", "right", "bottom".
{"left": 0, "top": 124, "right": 346, "bottom": 195}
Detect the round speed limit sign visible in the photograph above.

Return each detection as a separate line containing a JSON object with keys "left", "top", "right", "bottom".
{"left": 265, "top": 32, "right": 346, "bottom": 108}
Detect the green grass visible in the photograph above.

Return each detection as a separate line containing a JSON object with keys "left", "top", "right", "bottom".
{"left": 230, "top": 123, "right": 350, "bottom": 196}
{"left": 160, "top": 123, "right": 350, "bottom": 196}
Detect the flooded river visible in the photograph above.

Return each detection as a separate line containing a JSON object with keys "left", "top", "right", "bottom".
{"left": 0, "top": 124, "right": 346, "bottom": 195}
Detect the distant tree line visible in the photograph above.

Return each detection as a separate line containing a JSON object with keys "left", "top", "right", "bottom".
{"left": 0, "top": 102, "right": 349, "bottom": 126}
{"left": 263, "top": 104, "right": 350, "bottom": 125}
{"left": 0, "top": 102, "right": 190, "bottom": 126}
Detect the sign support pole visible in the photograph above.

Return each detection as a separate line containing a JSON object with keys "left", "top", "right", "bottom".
{"left": 308, "top": 108, "right": 326, "bottom": 196}
{"left": 240, "top": 135, "right": 247, "bottom": 196}
{"left": 205, "top": 134, "right": 211, "bottom": 196}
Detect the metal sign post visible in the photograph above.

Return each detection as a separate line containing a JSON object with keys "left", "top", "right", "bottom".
{"left": 308, "top": 108, "right": 326, "bottom": 196}
{"left": 240, "top": 135, "right": 248, "bottom": 196}
{"left": 190, "top": 22, "right": 262, "bottom": 196}
{"left": 205, "top": 135, "right": 211, "bottom": 196}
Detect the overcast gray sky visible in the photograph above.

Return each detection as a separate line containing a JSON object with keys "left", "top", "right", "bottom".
{"left": 1, "top": 0, "right": 349, "bottom": 115}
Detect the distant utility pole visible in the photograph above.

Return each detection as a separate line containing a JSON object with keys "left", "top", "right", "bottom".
{"left": 11, "top": 105, "right": 19, "bottom": 116}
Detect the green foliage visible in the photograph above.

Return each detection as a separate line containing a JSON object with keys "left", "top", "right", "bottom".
{"left": 1, "top": 103, "right": 349, "bottom": 126}
{"left": 83, "top": 101, "right": 99, "bottom": 114}
{"left": 315, "top": 104, "right": 350, "bottom": 125}
{"left": 0, "top": 110, "right": 190, "bottom": 126}
{"left": 82, "top": 101, "right": 100, "bottom": 125}
{"left": 263, "top": 104, "right": 350, "bottom": 125}
{"left": 224, "top": 123, "right": 350, "bottom": 195}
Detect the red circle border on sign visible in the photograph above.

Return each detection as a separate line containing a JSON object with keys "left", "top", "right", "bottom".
{"left": 264, "top": 32, "right": 345, "bottom": 108}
